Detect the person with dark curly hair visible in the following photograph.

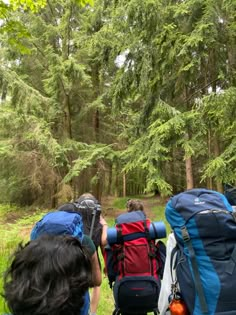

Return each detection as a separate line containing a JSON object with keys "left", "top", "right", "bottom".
{"left": 3, "top": 234, "right": 92, "bottom": 315}
{"left": 126, "top": 199, "right": 144, "bottom": 212}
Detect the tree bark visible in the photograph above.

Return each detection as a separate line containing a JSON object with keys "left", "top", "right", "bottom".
{"left": 185, "top": 155, "right": 194, "bottom": 189}
{"left": 63, "top": 93, "right": 72, "bottom": 139}
{"left": 213, "top": 135, "right": 223, "bottom": 193}
{"left": 123, "top": 172, "right": 126, "bottom": 197}
{"left": 207, "top": 130, "right": 213, "bottom": 190}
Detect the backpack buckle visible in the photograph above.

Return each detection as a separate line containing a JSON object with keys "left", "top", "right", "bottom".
{"left": 148, "top": 252, "right": 156, "bottom": 258}
{"left": 117, "top": 252, "right": 125, "bottom": 260}
{"left": 181, "top": 226, "right": 190, "bottom": 242}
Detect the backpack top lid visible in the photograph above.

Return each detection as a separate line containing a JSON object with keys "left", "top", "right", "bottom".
{"left": 115, "top": 210, "right": 146, "bottom": 224}
{"left": 166, "top": 188, "right": 233, "bottom": 224}
{"left": 30, "top": 211, "right": 84, "bottom": 241}
{"left": 113, "top": 210, "right": 151, "bottom": 241}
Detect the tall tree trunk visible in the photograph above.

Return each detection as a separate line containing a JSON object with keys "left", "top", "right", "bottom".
{"left": 185, "top": 154, "right": 194, "bottom": 189}
{"left": 92, "top": 65, "right": 102, "bottom": 199}
{"left": 213, "top": 135, "right": 223, "bottom": 193}
{"left": 123, "top": 172, "right": 126, "bottom": 197}
{"left": 60, "top": 2, "right": 73, "bottom": 140}
{"left": 207, "top": 130, "right": 213, "bottom": 190}
{"left": 227, "top": 30, "right": 236, "bottom": 85}
{"left": 107, "top": 163, "right": 113, "bottom": 195}
{"left": 184, "top": 85, "right": 194, "bottom": 190}
{"left": 1, "top": 81, "right": 8, "bottom": 101}
{"left": 63, "top": 93, "right": 72, "bottom": 139}
{"left": 209, "top": 49, "right": 223, "bottom": 193}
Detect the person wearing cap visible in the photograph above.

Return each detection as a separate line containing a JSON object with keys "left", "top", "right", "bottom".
{"left": 75, "top": 193, "right": 108, "bottom": 315}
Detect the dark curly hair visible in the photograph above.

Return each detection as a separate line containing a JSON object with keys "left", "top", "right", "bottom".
{"left": 126, "top": 199, "right": 144, "bottom": 212}
{"left": 3, "top": 235, "right": 92, "bottom": 315}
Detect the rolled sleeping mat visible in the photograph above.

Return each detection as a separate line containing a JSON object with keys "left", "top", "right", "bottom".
{"left": 107, "top": 221, "right": 166, "bottom": 245}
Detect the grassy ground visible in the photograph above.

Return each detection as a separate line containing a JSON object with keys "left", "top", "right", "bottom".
{"left": 0, "top": 195, "right": 169, "bottom": 315}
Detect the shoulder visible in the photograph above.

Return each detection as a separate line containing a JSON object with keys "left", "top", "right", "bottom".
{"left": 82, "top": 235, "right": 96, "bottom": 255}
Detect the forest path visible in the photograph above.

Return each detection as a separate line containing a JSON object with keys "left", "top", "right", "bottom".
{"left": 101, "top": 195, "right": 164, "bottom": 221}
{"left": 3, "top": 195, "right": 166, "bottom": 240}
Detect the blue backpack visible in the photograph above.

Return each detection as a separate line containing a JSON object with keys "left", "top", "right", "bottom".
{"left": 30, "top": 210, "right": 89, "bottom": 315}
{"left": 30, "top": 210, "right": 84, "bottom": 241}
{"left": 165, "top": 188, "right": 236, "bottom": 315}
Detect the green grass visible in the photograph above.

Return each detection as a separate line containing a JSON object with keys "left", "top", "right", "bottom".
{"left": 112, "top": 196, "right": 128, "bottom": 209}
{"left": 112, "top": 195, "right": 142, "bottom": 209}
{"left": 0, "top": 197, "right": 168, "bottom": 315}
{"left": 0, "top": 205, "right": 50, "bottom": 315}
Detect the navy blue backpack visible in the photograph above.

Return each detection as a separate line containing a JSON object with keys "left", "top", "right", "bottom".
{"left": 165, "top": 188, "right": 236, "bottom": 315}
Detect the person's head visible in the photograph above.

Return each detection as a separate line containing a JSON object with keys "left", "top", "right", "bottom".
{"left": 75, "top": 193, "right": 99, "bottom": 209}
{"left": 77, "top": 193, "right": 96, "bottom": 201}
{"left": 57, "top": 202, "right": 78, "bottom": 212}
{"left": 75, "top": 193, "right": 101, "bottom": 214}
{"left": 74, "top": 193, "right": 102, "bottom": 247}
{"left": 57, "top": 193, "right": 98, "bottom": 213}
{"left": 126, "top": 199, "right": 144, "bottom": 212}
{"left": 3, "top": 235, "right": 92, "bottom": 315}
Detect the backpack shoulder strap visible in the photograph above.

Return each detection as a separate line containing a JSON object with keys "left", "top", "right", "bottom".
{"left": 181, "top": 226, "right": 208, "bottom": 314}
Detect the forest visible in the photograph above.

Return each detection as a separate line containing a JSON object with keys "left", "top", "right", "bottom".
{"left": 0, "top": 0, "right": 236, "bottom": 207}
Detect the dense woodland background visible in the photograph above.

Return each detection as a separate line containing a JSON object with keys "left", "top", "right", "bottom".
{"left": 0, "top": 0, "right": 236, "bottom": 207}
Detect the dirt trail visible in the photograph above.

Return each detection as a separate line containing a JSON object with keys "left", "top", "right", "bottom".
{"left": 6, "top": 196, "right": 165, "bottom": 239}
{"left": 101, "top": 195, "right": 163, "bottom": 220}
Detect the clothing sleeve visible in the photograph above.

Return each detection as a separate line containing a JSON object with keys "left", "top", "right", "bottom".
{"left": 82, "top": 235, "right": 96, "bottom": 256}
{"left": 158, "top": 232, "right": 177, "bottom": 315}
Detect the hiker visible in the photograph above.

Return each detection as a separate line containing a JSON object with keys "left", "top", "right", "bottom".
{"left": 106, "top": 199, "right": 166, "bottom": 315}
{"left": 160, "top": 188, "right": 236, "bottom": 315}
{"left": 31, "top": 203, "right": 102, "bottom": 315}
{"left": 74, "top": 193, "right": 108, "bottom": 315}
{"left": 3, "top": 234, "right": 92, "bottom": 315}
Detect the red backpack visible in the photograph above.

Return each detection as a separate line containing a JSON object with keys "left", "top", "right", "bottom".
{"left": 105, "top": 211, "right": 166, "bottom": 315}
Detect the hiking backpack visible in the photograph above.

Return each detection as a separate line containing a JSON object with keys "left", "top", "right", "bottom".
{"left": 30, "top": 210, "right": 84, "bottom": 241}
{"left": 74, "top": 196, "right": 102, "bottom": 248}
{"left": 30, "top": 207, "right": 91, "bottom": 315}
{"left": 105, "top": 210, "right": 166, "bottom": 315}
{"left": 165, "top": 188, "right": 236, "bottom": 315}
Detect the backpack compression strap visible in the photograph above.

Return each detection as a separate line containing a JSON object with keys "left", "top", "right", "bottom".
{"left": 181, "top": 226, "right": 208, "bottom": 314}
{"left": 143, "top": 219, "right": 159, "bottom": 276}
{"left": 115, "top": 224, "right": 125, "bottom": 277}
